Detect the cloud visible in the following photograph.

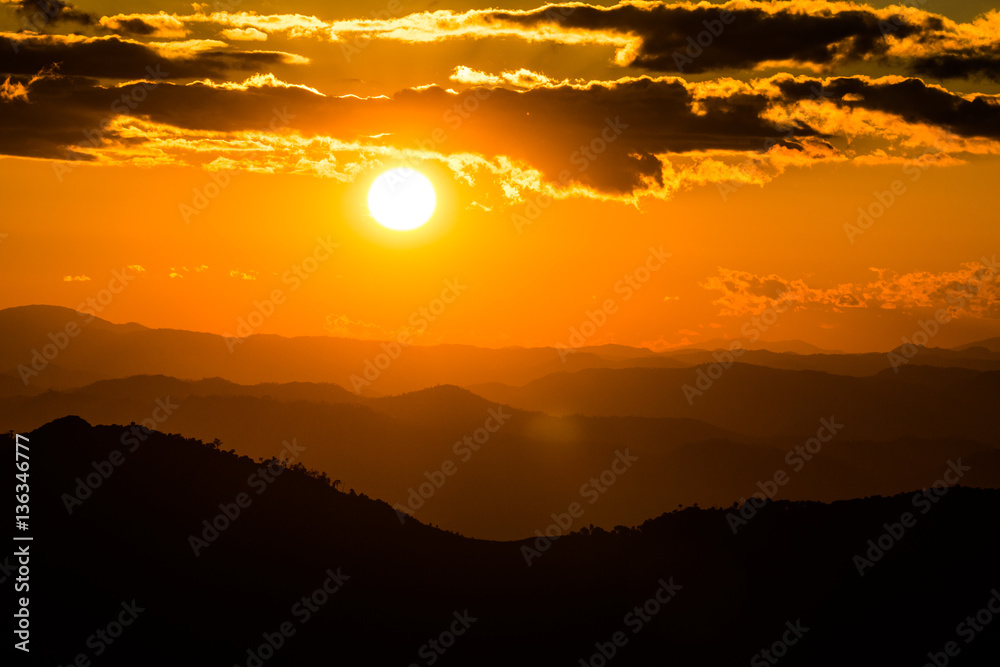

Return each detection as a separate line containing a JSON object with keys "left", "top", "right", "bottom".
{"left": 0, "top": 76, "right": 28, "bottom": 101}
{"left": 99, "top": 12, "right": 189, "bottom": 38}
{"left": 66, "top": 6, "right": 632, "bottom": 52}
{"left": 0, "top": 32, "right": 309, "bottom": 80}
{"left": 770, "top": 75, "right": 1000, "bottom": 143}
{"left": 486, "top": 2, "right": 1000, "bottom": 81}
{"left": 702, "top": 260, "right": 1000, "bottom": 318}
{"left": 3, "top": 63, "right": 998, "bottom": 201}
{"left": 62, "top": 274, "right": 90, "bottom": 281}
{"left": 193, "top": 72, "right": 324, "bottom": 95}
{"left": 895, "top": 10, "right": 1000, "bottom": 81}
{"left": 323, "top": 314, "right": 397, "bottom": 340}
{"left": 228, "top": 269, "right": 258, "bottom": 280}
{"left": 199, "top": 11, "right": 331, "bottom": 39}
{"left": 169, "top": 2, "right": 1000, "bottom": 82}
{"left": 219, "top": 27, "right": 267, "bottom": 41}
{"left": 488, "top": 1, "right": 922, "bottom": 73}
{"left": 89, "top": 9, "right": 334, "bottom": 40}
{"left": 51, "top": 3, "right": 1000, "bottom": 82}
{"left": 911, "top": 50, "right": 1000, "bottom": 82}
{"left": 6, "top": 0, "right": 96, "bottom": 29}
{"left": 449, "top": 66, "right": 561, "bottom": 89}
{"left": 169, "top": 265, "right": 209, "bottom": 279}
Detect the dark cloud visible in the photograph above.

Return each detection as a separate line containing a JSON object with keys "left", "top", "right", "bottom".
{"left": 0, "top": 72, "right": 824, "bottom": 193}
{"left": 362, "top": 80, "right": 825, "bottom": 193}
{"left": 911, "top": 48, "right": 1000, "bottom": 83}
{"left": 4, "top": 63, "right": 997, "bottom": 195}
{"left": 0, "top": 34, "right": 306, "bottom": 80}
{"left": 105, "top": 17, "right": 160, "bottom": 36}
{"left": 0, "top": 72, "right": 327, "bottom": 161}
{"left": 0, "top": 73, "right": 106, "bottom": 160}
{"left": 489, "top": 4, "right": 925, "bottom": 74}
{"left": 12, "top": 0, "right": 96, "bottom": 28}
{"left": 486, "top": 2, "right": 1000, "bottom": 82}
{"left": 775, "top": 76, "right": 1000, "bottom": 141}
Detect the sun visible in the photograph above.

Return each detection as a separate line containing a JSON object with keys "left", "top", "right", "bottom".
{"left": 367, "top": 168, "right": 437, "bottom": 231}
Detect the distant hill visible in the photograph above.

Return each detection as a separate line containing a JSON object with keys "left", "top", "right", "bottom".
{"left": 467, "top": 364, "right": 1000, "bottom": 443}
{"left": 0, "top": 305, "right": 688, "bottom": 395}
{"left": 2, "top": 376, "right": 999, "bottom": 539}
{"left": 0, "top": 376, "right": 745, "bottom": 539}
{"left": 5, "top": 306, "right": 1000, "bottom": 398}
{"left": 955, "top": 336, "right": 1000, "bottom": 354}
{"left": 673, "top": 339, "right": 844, "bottom": 355}
{"left": 5, "top": 418, "right": 999, "bottom": 665}
{"left": 664, "top": 345, "right": 1000, "bottom": 376}
{"left": 0, "top": 304, "right": 148, "bottom": 334}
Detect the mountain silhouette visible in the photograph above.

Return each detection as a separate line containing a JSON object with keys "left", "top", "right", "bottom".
{"left": 955, "top": 336, "right": 1000, "bottom": 353}
{"left": 5, "top": 417, "right": 998, "bottom": 666}
{"left": 3, "top": 375, "right": 999, "bottom": 541}
{"left": 466, "top": 364, "right": 1000, "bottom": 442}
{"left": 4, "top": 305, "right": 1000, "bottom": 396}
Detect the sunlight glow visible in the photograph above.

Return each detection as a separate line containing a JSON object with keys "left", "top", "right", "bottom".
{"left": 367, "top": 168, "right": 437, "bottom": 231}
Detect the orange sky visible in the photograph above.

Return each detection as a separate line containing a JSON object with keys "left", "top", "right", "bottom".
{"left": 2, "top": 0, "right": 999, "bottom": 352}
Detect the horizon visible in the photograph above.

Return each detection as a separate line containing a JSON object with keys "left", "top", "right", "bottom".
{"left": 3, "top": 302, "right": 997, "bottom": 355}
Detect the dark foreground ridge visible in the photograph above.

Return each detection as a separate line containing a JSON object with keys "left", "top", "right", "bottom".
{"left": 5, "top": 417, "right": 999, "bottom": 666}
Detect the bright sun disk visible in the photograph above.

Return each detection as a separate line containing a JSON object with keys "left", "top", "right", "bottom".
{"left": 367, "top": 168, "right": 437, "bottom": 231}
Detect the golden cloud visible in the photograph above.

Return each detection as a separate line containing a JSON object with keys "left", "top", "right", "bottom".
{"left": 702, "top": 260, "right": 1000, "bottom": 318}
